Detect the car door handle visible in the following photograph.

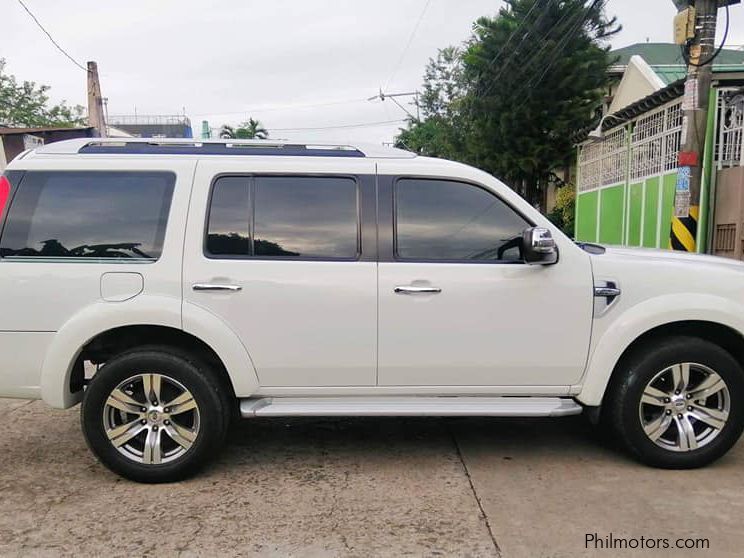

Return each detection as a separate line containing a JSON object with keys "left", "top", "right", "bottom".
{"left": 394, "top": 285, "right": 442, "bottom": 294}
{"left": 192, "top": 283, "right": 242, "bottom": 292}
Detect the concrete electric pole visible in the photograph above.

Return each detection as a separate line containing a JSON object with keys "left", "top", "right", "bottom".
{"left": 86, "top": 61, "right": 107, "bottom": 137}
{"left": 670, "top": 0, "right": 738, "bottom": 251}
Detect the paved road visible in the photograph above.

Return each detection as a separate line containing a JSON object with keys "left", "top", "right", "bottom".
{"left": 1, "top": 398, "right": 743, "bottom": 557}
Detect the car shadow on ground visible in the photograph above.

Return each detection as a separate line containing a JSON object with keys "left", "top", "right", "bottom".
{"left": 218, "top": 414, "right": 619, "bottom": 466}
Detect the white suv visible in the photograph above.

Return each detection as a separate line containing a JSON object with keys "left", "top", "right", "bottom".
{"left": 1, "top": 138, "right": 742, "bottom": 482}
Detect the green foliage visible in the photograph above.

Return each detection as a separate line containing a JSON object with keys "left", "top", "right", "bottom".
{"left": 547, "top": 183, "right": 576, "bottom": 237}
{"left": 220, "top": 118, "right": 269, "bottom": 139}
{"left": 397, "top": 0, "right": 619, "bottom": 208}
{"left": 396, "top": 47, "right": 466, "bottom": 159}
{"left": 0, "top": 58, "right": 85, "bottom": 127}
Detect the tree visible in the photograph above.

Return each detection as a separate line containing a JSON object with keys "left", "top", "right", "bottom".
{"left": 396, "top": 46, "right": 466, "bottom": 159}
{"left": 219, "top": 117, "right": 269, "bottom": 139}
{"left": 547, "top": 182, "right": 576, "bottom": 236}
{"left": 397, "top": 0, "right": 619, "bottom": 209}
{"left": 0, "top": 58, "right": 85, "bottom": 127}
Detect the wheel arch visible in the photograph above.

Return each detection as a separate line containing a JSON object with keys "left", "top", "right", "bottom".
{"left": 80, "top": 325, "right": 238, "bottom": 409}
{"left": 578, "top": 317, "right": 744, "bottom": 407}
{"left": 40, "top": 296, "right": 259, "bottom": 409}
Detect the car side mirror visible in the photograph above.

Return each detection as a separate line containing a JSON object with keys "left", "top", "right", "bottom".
{"left": 522, "top": 227, "right": 558, "bottom": 265}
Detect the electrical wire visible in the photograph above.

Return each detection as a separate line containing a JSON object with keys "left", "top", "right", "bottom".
{"left": 505, "top": 0, "right": 604, "bottom": 109}
{"left": 270, "top": 119, "right": 406, "bottom": 132}
{"left": 681, "top": 5, "right": 730, "bottom": 68}
{"left": 482, "top": 0, "right": 554, "bottom": 97}
{"left": 385, "top": 0, "right": 432, "bottom": 89}
{"left": 478, "top": 0, "right": 573, "bottom": 101}
{"left": 525, "top": 0, "right": 605, "bottom": 91}
{"left": 16, "top": 0, "right": 88, "bottom": 72}
{"left": 189, "top": 97, "right": 369, "bottom": 118}
{"left": 478, "top": 0, "right": 545, "bottom": 85}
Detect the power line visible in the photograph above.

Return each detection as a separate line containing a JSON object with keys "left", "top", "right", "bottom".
{"left": 477, "top": 0, "right": 547, "bottom": 95}
{"left": 510, "top": 0, "right": 605, "bottom": 111}
{"left": 385, "top": 0, "right": 432, "bottom": 89}
{"left": 270, "top": 119, "right": 406, "bottom": 132}
{"left": 16, "top": 0, "right": 88, "bottom": 72}
{"left": 487, "top": 0, "right": 599, "bottom": 107}
{"left": 524, "top": 0, "right": 604, "bottom": 92}
{"left": 480, "top": 0, "right": 574, "bottom": 101}
{"left": 190, "top": 97, "right": 369, "bottom": 118}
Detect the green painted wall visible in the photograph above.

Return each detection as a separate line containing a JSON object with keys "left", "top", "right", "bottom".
{"left": 628, "top": 183, "right": 643, "bottom": 247}
{"left": 598, "top": 185, "right": 624, "bottom": 244}
{"left": 576, "top": 189, "right": 598, "bottom": 242}
{"left": 660, "top": 173, "right": 676, "bottom": 249}
{"left": 642, "top": 177, "right": 660, "bottom": 248}
{"left": 575, "top": 171, "right": 678, "bottom": 248}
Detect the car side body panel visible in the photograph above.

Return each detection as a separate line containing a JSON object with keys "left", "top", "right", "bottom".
{"left": 576, "top": 247, "right": 744, "bottom": 406}
{"left": 5, "top": 143, "right": 744, "bottom": 416}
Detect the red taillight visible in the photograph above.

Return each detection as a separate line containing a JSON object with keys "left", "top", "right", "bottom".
{"left": 0, "top": 175, "right": 10, "bottom": 216}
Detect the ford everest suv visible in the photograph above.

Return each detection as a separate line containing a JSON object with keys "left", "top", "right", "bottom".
{"left": 1, "top": 138, "right": 743, "bottom": 483}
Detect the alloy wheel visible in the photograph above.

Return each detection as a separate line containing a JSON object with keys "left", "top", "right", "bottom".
{"left": 102, "top": 373, "right": 201, "bottom": 465}
{"left": 638, "top": 362, "right": 730, "bottom": 452}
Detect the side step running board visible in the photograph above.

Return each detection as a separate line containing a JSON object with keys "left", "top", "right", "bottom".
{"left": 239, "top": 396, "right": 582, "bottom": 418}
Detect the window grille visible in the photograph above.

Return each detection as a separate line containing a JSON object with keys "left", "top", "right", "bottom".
{"left": 630, "top": 101, "right": 682, "bottom": 181}
{"left": 578, "top": 99, "right": 683, "bottom": 192}
{"left": 718, "top": 91, "right": 744, "bottom": 169}
{"left": 578, "top": 127, "right": 627, "bottom": 192}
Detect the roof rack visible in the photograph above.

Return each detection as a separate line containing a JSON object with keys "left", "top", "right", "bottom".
{"left": 32, "top": 138, "right": 417, "bottom": 159}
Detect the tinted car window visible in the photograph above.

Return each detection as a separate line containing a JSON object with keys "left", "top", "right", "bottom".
{"left": 395, "top": 178, "right": 529, "bottom": 261}
{"left": 0, "top": 171, "right": 175, "bottom": 260}
{"left": 206, "top": 177, "right": 251, "bottom": 256}
{"left": 206, "top": 176, "right": 359, "bottom": 259}
{"left": 254, "top": 176, "right": 358, "bottom": 258}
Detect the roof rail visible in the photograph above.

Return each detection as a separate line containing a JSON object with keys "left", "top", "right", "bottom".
{"left": 32, "top": 138, "right": 417, "bottom": 159}
{"left": 79, "top": 139, "right": 365, "bottom": 157}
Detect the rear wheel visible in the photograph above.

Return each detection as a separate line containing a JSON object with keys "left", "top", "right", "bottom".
{"left": 81, "top": 347, "right": 229, "bottom": 483}
{"left": 607, "top": 336, "right": 744, "bottom": 468}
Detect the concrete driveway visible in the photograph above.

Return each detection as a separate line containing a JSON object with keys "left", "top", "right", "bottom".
{"left": 1, "top": 397, "right": 743, "bottom": 557}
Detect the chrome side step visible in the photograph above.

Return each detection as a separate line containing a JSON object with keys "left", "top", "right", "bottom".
{"left": 239, "top": 396, "right": 582, "bottom": 418}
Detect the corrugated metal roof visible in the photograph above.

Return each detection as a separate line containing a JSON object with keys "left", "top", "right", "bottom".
{"left": 652, "top": 66, "right": 687, "bottom": 85}
{"left": 646, "top": 64, "right": 744, "bottom": 85}
{"left": 611, "top": 42, "right": 744, "bottom": 67}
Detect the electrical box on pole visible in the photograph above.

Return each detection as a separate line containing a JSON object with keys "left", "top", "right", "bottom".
{"left": 674, "top": 7, "right": 696, "bottom": 44}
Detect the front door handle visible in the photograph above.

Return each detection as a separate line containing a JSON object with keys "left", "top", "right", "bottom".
{"left": 193, "top": 283, "right": 242, "bottom": 292}
{"left": 394, "top": 285, "right": 442, "bottom": 294}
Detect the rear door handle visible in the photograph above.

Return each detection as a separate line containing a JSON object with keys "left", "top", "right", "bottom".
{"left": 192, "top": 283, "right": 242, "bottom": 292}
{"left": 394, "top": 286, "right": 442, "bottom": 294}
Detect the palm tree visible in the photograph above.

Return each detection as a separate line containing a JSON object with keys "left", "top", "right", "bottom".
{"left": 219, "top": 118, "right": 268, "bottom": 139}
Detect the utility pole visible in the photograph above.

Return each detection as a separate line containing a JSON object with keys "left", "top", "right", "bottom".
{"left": 87, "top": 61, "right": 107, "bottom": 137}
{"left": 670, "top": 1, "right": 738, "bottom": 251}
{"left": 368, "top": 89, "right": 421, "bottom": 122}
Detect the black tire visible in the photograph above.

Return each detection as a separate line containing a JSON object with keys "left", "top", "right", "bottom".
{"left": 81, "top": 346, "right": 229, "bottom": 483}
{"left": 606, "top": 336, "right": 744, "bottom": 469}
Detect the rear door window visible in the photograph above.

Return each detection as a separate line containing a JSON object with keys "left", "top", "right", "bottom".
{"left": 0, "top": 171, "right": 175, "bottom": 260}
{"left": 206, "top": 175, "right": 359, "bottom": 259}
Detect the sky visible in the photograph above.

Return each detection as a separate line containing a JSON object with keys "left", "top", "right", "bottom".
{"left": 2, "top": 0, "right": 743, "bottom": 145}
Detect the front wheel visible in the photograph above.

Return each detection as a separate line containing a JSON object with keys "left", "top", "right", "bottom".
{"left": 81, "top": 347, "right": 229, "bottom": 483}
{"left": 606, "top": 336, "right": 744, "bottom": 469}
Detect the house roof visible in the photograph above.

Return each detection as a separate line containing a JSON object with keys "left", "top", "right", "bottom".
{"left": 610, "top": 43, "right": 744, "bottom": 85}
{"left": 611, "top": 42, "right": 744, "bottom": 68}
{"left": 0, "top": 126, "right": 93, "bottom": 135}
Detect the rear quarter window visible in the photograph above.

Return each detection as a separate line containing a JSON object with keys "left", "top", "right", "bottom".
{"left": 0, "top": 171, "right": 175, "bottom": 261}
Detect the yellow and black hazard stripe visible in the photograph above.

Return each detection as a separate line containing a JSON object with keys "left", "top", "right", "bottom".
{"left": 670, "top": 205, "right": 698, "bottom": 252}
